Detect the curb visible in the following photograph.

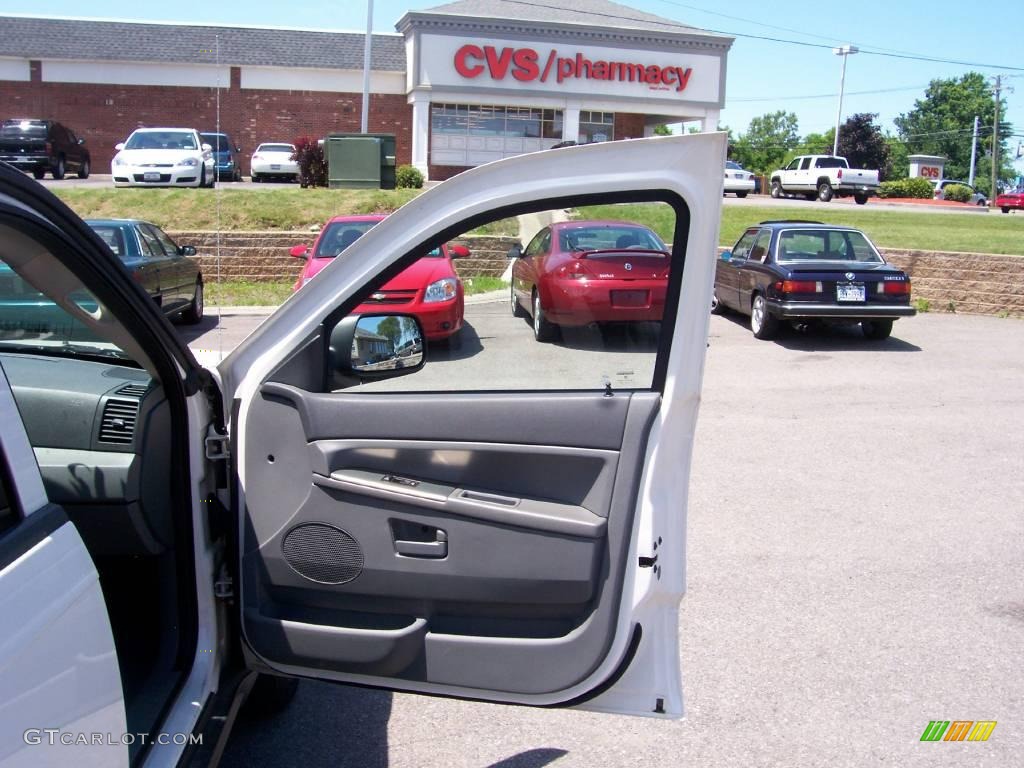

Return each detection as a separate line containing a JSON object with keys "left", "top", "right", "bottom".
{"left": 209, "top": 289, "right": 510, "bottom": 315}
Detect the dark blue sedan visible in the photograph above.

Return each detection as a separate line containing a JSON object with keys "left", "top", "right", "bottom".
{"left": 86, "top": 219, "right": 204, "bottom": 324}
{"left": 713, "top": 220, "right": 916, "bottom": 340}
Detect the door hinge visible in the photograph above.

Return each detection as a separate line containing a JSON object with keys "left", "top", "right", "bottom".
{"left": 214, "top": 566, "right": 234, "bottom": 600}
{"left": 205, "top": 430, "right": 230, "bottom": 461}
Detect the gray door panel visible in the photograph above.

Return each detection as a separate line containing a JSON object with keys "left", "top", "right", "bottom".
{"left": 240, "top": 384, "right": 661, "bottom": 696}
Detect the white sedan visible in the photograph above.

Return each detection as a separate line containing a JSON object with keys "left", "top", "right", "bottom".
{"left": 724, "top": 160, "right": 755, "bottom": 198}
{"left": 111, "top": 128, "right": 215, "bottom": 188}
{"left": 250, "top": 142, "right": 299, "bottom": 182}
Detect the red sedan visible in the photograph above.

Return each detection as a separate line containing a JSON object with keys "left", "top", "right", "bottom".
{"left": 996, "top": 191, "right": 1024, "bottom": 213}
{"left": 510, "top": 220, "right": 670, "bottom": 341}
{"left": 290, "top": 214, "right": 468, "bottom": 341}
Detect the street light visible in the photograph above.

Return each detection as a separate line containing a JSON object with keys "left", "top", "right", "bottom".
{"left": 832, "top": 45, "right": 859, "bottom": 157}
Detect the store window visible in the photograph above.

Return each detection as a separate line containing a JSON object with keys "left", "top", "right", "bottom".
{"left": 578, "top": 111, "right": 615, "bottom": 144}
{"left": 430, "top": 104, "right": 563, "bottom": 167}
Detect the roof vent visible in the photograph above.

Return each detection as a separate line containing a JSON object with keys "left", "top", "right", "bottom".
{"left": 98, "top": 399, "right": 139, "bottom": 444}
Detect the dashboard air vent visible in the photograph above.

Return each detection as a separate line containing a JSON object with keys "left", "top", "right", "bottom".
{"left": 117, "top": 384, "right": 150, "bottom": 398}
{"left": 99, "top": 398, "right": 139, "bottom": 444}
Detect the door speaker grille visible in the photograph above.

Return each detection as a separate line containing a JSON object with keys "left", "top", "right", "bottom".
{"left": 281, "top": 523, "right": 363, "bottom": 584}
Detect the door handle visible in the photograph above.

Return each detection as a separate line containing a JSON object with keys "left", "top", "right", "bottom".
{"left": 394, "top": 530, "right": 447, "bottom": 559}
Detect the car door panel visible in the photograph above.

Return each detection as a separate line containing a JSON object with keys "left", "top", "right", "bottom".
{"left": 223, "top": 133, "right": 727, "bottom": 715}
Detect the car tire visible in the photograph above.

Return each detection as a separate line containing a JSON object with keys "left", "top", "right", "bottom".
{"left": 817, "top": 182, "right": 834, "bottom": 202}
{"left": 181, "top": 280, "right": 204, "bottom": 324}
{"left": 252, "top": 173, "right": 261, "bottom": 183}
{"left": 770, "top": 181, "right": 782, "bottom": 199}
{"left": 1002, "top": 207, "right": 1010, "bottom": 214}
{"left": 77, "top": 159, "right": 90, "bottom": 179}
{"left": 710, "top": 290, "right": 724, "bottom": 314}
{"left": 862, "top": 319, "right": 893, "bottom": 340}
{"left": 52, "top": 156, "right": 65, "bottom": 180}
{"left": 532, "top": 290, "right": 556, "bottom": 342}
{"left": 243, "top": 675, "right": 300, "bottom": 718}
{"left": 199, "top": 166, "right": 207, "bottom": 188}
{"left": 32, "top": 168, "right": 46, "bottom": 180}
{"left": 511, "top": 283, "right": 526, "bottom": 318}
{"left": 750, "top": 294, "right": 779, "bottom": 340}
{"left": 735, "top": 191, "right": 748, "bottom": 199}
{"left": 854, "top": 192, "right": 868, "bottom": 205}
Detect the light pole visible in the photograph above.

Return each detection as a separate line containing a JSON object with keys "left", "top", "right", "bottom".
{"left": 361, "top": 0, "right": 374, "bottom": 134}
{"left": 832, "top": 45, "right": 858, "bottom": 157}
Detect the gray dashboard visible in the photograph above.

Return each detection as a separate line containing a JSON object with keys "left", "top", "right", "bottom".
{"left": 1, "top": 352, "right": 173, "bottom": 554}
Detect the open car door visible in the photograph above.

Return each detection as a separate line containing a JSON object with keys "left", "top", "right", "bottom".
{"left": 219, "top": 133, "right": 726, "bottom": 717}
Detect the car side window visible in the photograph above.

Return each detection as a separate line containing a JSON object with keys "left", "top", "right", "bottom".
{"left": 523, "top": 228, "right": 548, "bottom": 257}
{"left": 785, "top": 159, "right": 799, "bottom": 171}
{"left": 731, "top": 229, "right": 759, "bottom": 260}
{"left": 800, "top": 158, "right": 812, "bottom": 170}
{"left": 0, "top": 452, "right": 18, "bottom": 536}
{"left": 747, "top": 231, "right": 772, "bottom": 263}
{"left": 138, "top": 225, "right": 167, "bottom": 257}
{"left": 150, "top": 226, "right": 181, "bottom": 258}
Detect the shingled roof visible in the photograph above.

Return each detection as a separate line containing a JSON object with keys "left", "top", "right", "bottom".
{"left": 0, "top": 16, "right": 406, "bottom": 71}
{"left": 417, "top": 0, "right": 726, "bottom": 38}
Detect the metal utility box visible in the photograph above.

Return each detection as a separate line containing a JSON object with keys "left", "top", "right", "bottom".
{"left": 326, "top": 133, "right": 396, "bottom": 189}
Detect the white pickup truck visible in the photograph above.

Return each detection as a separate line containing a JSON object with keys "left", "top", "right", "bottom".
{"left": 769, "top": 155, "right": 879, "bottom": 205}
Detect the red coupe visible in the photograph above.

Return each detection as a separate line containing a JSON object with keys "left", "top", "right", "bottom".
{"left": 509, "top": 220, "right": 670, "bottom": 341}
{"left": 290, "top": 214, "right": 468, "bottom": 341}
{"left": 996, "top": 191, "right": 1024, "bottom": 213}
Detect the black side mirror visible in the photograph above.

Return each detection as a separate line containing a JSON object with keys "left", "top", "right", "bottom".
{"left": 507, "top": 244, "right": 523, "bottom": 260}
{"left": 78, "top": 138, "right": 86, "bottom": 145}
{"left": 179, "top": 245, "right": 197, "bottom": 256}
{"left": 329, "top": 314, "right": 426, "bottom": 383}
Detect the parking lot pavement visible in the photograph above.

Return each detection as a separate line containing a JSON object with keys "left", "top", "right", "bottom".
{"left": 212, "top": 305, "right": 1024, "bottom": 768}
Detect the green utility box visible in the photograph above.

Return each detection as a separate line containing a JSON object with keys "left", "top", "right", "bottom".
{"left": 326, "top": 133, "right": 396, "bottom": 189}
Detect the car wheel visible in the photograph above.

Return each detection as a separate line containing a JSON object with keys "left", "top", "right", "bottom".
{"left": 243, "top": 674, "right": 300, "bottom": 718}
{"left": 252, "top": 173, "right": 260, "bottom": 183}
{"left": 817, "top": 182, "right": 834, "bottom": 202}
{"left": 735, "top": 191, "right": 748, "bottom": 199}
{"left": 181, "top": 280, "right": 204, "bottom": 324}
{"left": 862, "top": 319, "right": 893, "bottom": 340}
{"left": 199, "top": 166, "right": 207, "bottom": 188}
{"left": 770, "top": 181, "right": 782, "bottom": 199}
{"left": 511, "top": 283, "right": 526, "bottom": 318}
{"left": 750, "top": 294, "right": 779, "bottom": 340}
{"left": 532, "top": 291, "right": 556, "bottom": 342}
{"left": 77, "top": 159, "right": 90, "bottom": 179}
{"left": 1002, "top": 207, "right": 1010, "bottom": 214}
{"left": 854, "top": 192, "right": 868, "bottom": 205}
{"left": 32, "top": 168, "right": 46, "bottom": 180}
{"left": 52, "top": 156, "right": 66, "bottom": 180}
{"left": 710, "top": 290, "right": 723, "bottom": 314}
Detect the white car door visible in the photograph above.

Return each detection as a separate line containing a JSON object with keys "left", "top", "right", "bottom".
{"left": 219, "top": 133, "right": 726, "bottom": 717}
{"left": 0, "top": 362, "right": 127, "bottom": 768}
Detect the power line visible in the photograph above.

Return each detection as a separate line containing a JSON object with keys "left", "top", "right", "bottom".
{"left": 730, "top": 84, "right": 932, "bottom": 103}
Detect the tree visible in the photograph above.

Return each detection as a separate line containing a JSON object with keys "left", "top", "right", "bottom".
{"left": 730, "top": 111, "right": 800, "bottom": 176}
{"left": 836, "top": 113, "right": 892, "bottom": 180}
{"left": 375, "top": 316, "right": 401, "bottom": 352}
{"left": 894, "top": 73, "right": 1013, "bottom": 195}
{"left": 652, "top": 124, "right": 673, "bottom": 136}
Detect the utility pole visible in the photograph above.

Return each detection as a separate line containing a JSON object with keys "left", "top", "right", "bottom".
{"left": 968, "top": 115, "right": 979, "bottom": 187}
{"left": 832, "top": 45, "right": 859, "bottom": 156}
{"left": 990, "top": 75, "right": 1001, "bottom": 203}
{"left": 361, "top": 0, "right": 374, "bottom": 134}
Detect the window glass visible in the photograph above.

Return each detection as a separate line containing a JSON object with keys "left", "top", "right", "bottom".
{"left": 342, "top": 201, "right": 681, "bottom": 393}
{"left": 747, "top": 231, "right": 772, "bottom": 263}
{"left": 431, "top": 104, "right": 563, "bottom": 140}
{"left": 730, "top": 229, "right": 759, "bottom": 259}
{"left": 314, "top": 220, "right": 381, "bottom": 258}
{"left": 258, "top": 144, "right": 295, "bottom": 153}
{"left": 578, "top": 111, "right": 615, "bottom": 144}
{"left": 776, "top": 229, "right": 882, "bottom": 263}
{"left": 0, "top": 451, "right": 18, "bottom": 534}
{"left": 1, "top": 120, "right": 47, "bottom": 137}
{"left": 138, "top": 226, "right": 166, "bottom": 256}
{"left": 799, "top": 158, "right": 812, "bottom": 170}
{"left": 125, "top": 131, "right": 197, "bottom": 150}
{"left": 89, "top": 224, "right": 128, "bottom": 260}
{"left": 149, "top": 226, "right": 180, "bottom": 258}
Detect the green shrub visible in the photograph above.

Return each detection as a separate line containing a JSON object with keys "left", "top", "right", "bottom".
{"left": 395, "top": 164, "right": 424, "bottom": 189}
{"left": 292, "top": 137, "right": 327, "bottom": 188}
{"left": 876, "top": 177, "right": 934, "bottom": 199}
{"left": 942, "top": 184, "right": 972, "bottom": 203}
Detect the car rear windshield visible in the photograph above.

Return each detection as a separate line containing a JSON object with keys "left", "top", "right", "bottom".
{"left": 125, "top": 131, "right": 198, "bottom": 150}
{"left": 88, "top": 224, "right": 129, "bottom": 260}
{"left": 259, "top": 144, "right": 295, "bottom": 153}
{"left": 313, "top": 221, "right": 380, "bottom": 258}
{"left": 0, "top": 120, "right": 46, "bottom": 136}
{"left": 558, "top": 226, "right": 666, "bottom": 253}
{"left": 201, "top": 133, "right": 231, "bottom": 150}
{"left": 725, "top": 161, "right": 743, "bottom": 170}
{"left": 776, "top": 229, "right": 882, "bottom": 263}
{"left": 814, "top": 157, "right": 847, "bottom": 168}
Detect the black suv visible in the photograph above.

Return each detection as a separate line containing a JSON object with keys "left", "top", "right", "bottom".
{"left": 0, "top": 119, "right": 91, "bottom": 179}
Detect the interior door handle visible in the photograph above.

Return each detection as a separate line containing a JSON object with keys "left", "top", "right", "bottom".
{"left": 394, "top": 530, "right": 447, "bottom": 559}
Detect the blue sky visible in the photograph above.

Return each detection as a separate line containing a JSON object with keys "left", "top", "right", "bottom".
{"left": 6, "top": 0, "right": 1023, "bottom": 170}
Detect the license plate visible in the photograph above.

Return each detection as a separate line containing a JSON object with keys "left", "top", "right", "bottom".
{"left": 837, "top": 284, "right": 865, "bottom": 302}
{"left": 143, "top": 172, "right": 161, "bottom": 182}
{"left": 611, "top": 290, "right": 649, "bottom": 307}
{"left": 270, "top": 164, "right": 281, "bottom": 170}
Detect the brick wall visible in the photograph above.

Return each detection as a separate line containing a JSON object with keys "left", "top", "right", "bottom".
{"left": 614, "top": 113, "right": 645, "bottom": 140}
{"left": 0, "top": 70, "right": 412, "bottom": 174}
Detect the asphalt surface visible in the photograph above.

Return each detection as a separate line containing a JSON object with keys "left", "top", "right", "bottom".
{"left": 192, "top": 301, "right": 1024, "bottom": 768}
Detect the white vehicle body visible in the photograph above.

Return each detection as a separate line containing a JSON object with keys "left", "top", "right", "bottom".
{"left": 770, "top": 154, "right": 879, "bottom": 204}
{"left": 932, "top": 179, "right": 987, "bottom": 206}
{"left": 723, "top": 161, "right": 755, "bottom": 196}
{"left": 111, "top": 128, "right": 215, "bottom": 188}
{"left": 0, "top": 133, "right": 726, "bottom": 765}
{"left": 250, "top": 143, "right": 298, "bottom": 181}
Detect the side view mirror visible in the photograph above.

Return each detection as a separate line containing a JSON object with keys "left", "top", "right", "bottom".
{"left": 507, "top": 244, "right": 523, "bottom": 260}
{"left": 201, "top": 143, "right": 213, "bottom": 152}
{"left": 178, "top": 245, "right": 197, "bottom": 256}
{"left": 114, "top": 142, "right": 125, "bottom": 151}
{"left": 289, "top": 244, "right": 310, "bottom": 258}
{"left": 329, "top": 314, "right": 426, "bottom": 381}
{"left": 719, "top": 250, "right": 732, "bottom": 261}
{"left": 449, "top": 243, "right": 470, "bottom": 259}
{"left": 236, "top": 146, "right": 241, "bottom": 152}
{"left": 78, "top": 138, "right": 86, "bottom": 145}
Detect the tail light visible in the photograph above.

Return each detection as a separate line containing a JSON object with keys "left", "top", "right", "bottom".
{"left": 879, "top": 280, "right": 911, "bottom": 295}
{"left": 557, "top": 261, "right": 587, "bottom": 280}
{"left": 775, "top": 280, "right": 821, "bottom": 293}
{"left": 252, "top": 154, "right": 263, "bottom": 161}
